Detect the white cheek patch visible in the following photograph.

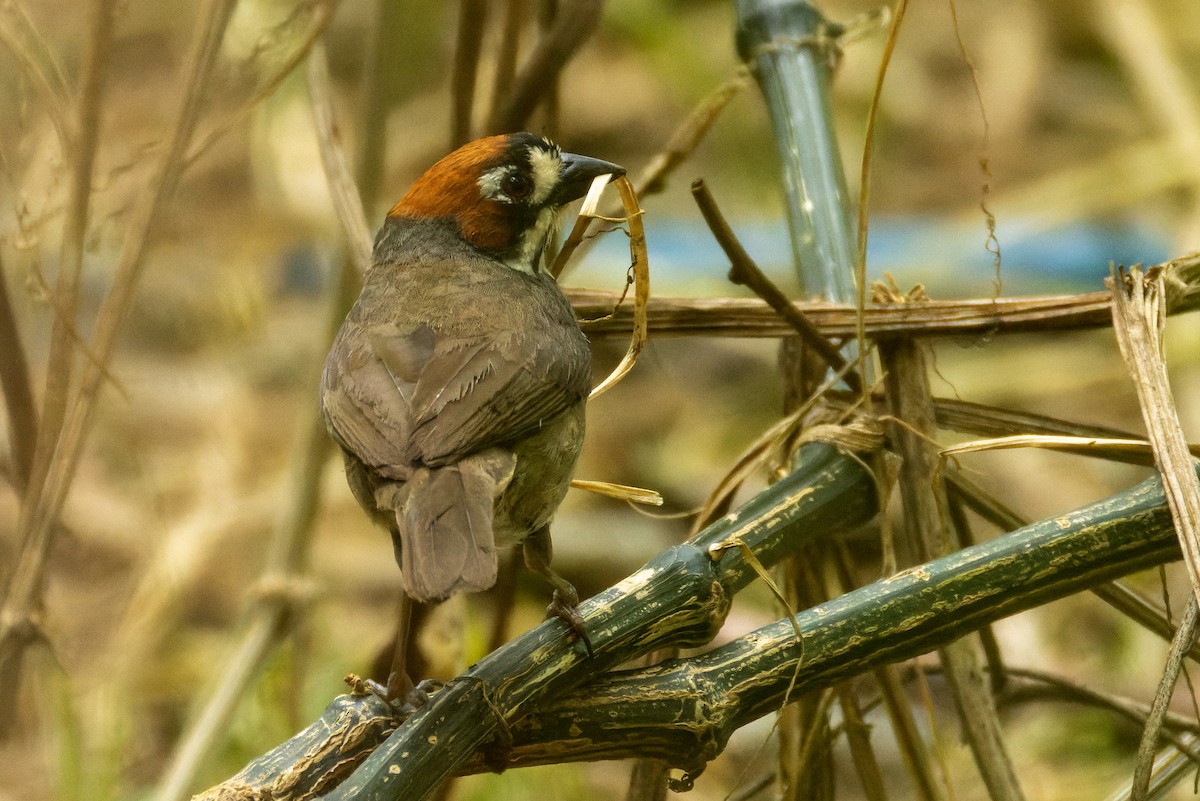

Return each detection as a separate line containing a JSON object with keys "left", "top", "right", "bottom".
{"left": 527, "top": 147, "right": 563, "bottom": 206}
{"left": 477, "top": 166, "right": 508, "bottom": 201}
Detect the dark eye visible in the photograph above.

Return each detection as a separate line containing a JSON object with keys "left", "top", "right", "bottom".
{"left": 503, "top": 172, "right": 533, "bottom": 200}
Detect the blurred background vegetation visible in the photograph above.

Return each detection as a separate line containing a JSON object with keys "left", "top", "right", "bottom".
{"left": 2, "top": 0, "right": 1200, "bottom": 799}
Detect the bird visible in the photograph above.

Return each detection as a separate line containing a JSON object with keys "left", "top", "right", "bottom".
{"left": 320, "top": 132, "right": 624, "bottom": 703}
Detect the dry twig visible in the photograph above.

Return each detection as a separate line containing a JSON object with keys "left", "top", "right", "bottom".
{"left": 451, "top": 0, "right": 489, "bottom": 146}
{"left": 0, "top": 251, "right": 37, "bottom": 496}
{"left": 184, "top": 0, "right": 337, "bottom": 167}
{"left": 1131, "top": 600, "right": 1200, "bottom": 800}
{"left": 0, "top": 1, "right": 74, "bottom": 150}
{"left": 692, "top": 179, "right": 863, "bottom": 394}
{"left": 25, "top": 0, "right": 117, "bottom": 510}
{"left": 307, "top": 43, "right": 373, "bottom": 271}
{"left": 487, "top": 0, "right": 603, "bottom": 132}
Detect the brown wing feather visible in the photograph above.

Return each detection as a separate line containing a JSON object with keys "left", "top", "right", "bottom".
{"left": 325, "top": 322, "right": 587, "bottom": 475}
{"left": 320, "top": 341, "right": 415, "bottom": 479}
{"left": 370, "top": 328, "right": 589, "bottom": 467}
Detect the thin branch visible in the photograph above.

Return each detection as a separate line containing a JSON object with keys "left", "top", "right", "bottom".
{"left": 1092, "top": 582, "right": 1200, "bottom": 665}
{"left": 184, "top": 0, "right": 337, "bottom": 167}
{"left": 0, "top": 274, "right": 42, "bottom": 725}
{"left": 0, "top": 0, "right": 74, "bottom": 150}
{"left": 488, "top": 0, "right": 527, "bottom": 121}
{"left": 855, "top": 0, "right": 906, "bottom": 404}
{"left": 836, "top": 682, "right": 888, "bottom": 801}
{"left": 0, "top": 250, "right": 37, "bottom": 495}
{"left": 22, "top": 0, "right": 117, "bottom": 522}
{"left": 998, "top": 666, "right": 1200, "bottom": 743}
{"left": 874, "top": 664, "right": 947, "bottom": 801}
{"left": 0, "top": 0, "right": 118, "bottom": 725}
{"left": 307, "top": 43, "right": 373, "bottom": 271}
{"left": 451, "top": 0, "right": 489, "bottom": 145}
{"left": 487, "top": 0, "right": 604, "bottom": 132}
{"left": 692, "top": 178, "right": 862, "bottom": 394}
{"left": 535, "top": 0, "right": 561, "bottom": 136}
{"left": 1132, "top": 600, "right": 1200, "bottom": 800}
{"left": 353, "top": 0, "right": 406, "bottom": 218}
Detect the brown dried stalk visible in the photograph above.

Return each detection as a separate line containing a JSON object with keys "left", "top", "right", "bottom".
{"left": 1109, "top": 263, "right": 1200, "bottom": 799}
{"left": 854, "top": 0, "right": 908, "bottom": 398}
{"left": 881, "top": 335, "right": 1025, "bottom": 801}
{"left": 0, "top": 0, "right": 119, "bottom": 728}
{"left": 1110, "top": 264, "right": 1200, "bottom": 604}
{"left": 568, "top": 251, "right": 1200, "bottom": 339}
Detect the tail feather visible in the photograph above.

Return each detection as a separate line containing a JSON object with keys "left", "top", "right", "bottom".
{"left": 385, "top": 450, "right": 516, "bottom": 602}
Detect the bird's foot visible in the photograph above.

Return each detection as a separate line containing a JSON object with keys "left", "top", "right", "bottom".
{"left": 545, "top": 587, "right": 593, "bottom": 657}
{"left": 361, "top": 675, "right": 441, "bottom": 716}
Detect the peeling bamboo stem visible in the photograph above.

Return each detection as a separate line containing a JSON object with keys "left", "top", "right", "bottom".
{"left": 197, "top": 459, "right": 1188, "bottom": 797}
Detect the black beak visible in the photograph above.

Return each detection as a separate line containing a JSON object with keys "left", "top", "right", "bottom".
{"left": 552, "top": 152, "right": 626, "bottom": 206}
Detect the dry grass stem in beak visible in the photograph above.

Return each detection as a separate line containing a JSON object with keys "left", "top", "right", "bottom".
{"left": 588, "top": 176, "right": 649, "bottom": 399}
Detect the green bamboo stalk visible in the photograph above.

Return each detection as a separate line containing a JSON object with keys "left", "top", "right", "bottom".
{"left": 198, "top": 457, "right": 1187, "bottom": 798}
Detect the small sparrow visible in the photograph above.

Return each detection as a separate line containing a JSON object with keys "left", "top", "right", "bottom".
{"left": 321, "top": 132, "right": 623, "bottom": 700}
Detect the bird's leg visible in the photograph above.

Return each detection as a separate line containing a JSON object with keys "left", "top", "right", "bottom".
{"left": 523, "top": 524, "right": 593, "bottom": 656}
{"left": 386, "top": 590, "right": 416, "bottom": 700}
{"left": 365, "top": 590, "right": 432, "bottom": 711}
